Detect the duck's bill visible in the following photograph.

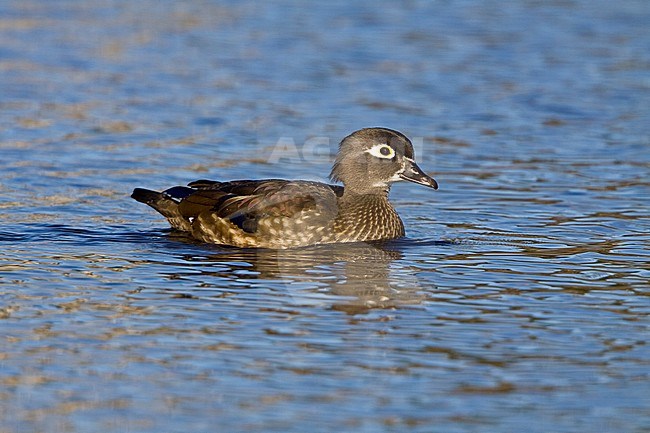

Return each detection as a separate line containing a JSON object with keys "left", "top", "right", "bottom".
{"left": 400, "top": 160, "right": 438, "bottom": 190}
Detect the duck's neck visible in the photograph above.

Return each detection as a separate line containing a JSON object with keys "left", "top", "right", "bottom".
{"left": 341, "top": 184, "right": 390, "bottom": 199}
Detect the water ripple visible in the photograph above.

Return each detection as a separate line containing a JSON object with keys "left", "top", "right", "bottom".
{"left": 1, "top": 1, "right": 649, "bottom": 432}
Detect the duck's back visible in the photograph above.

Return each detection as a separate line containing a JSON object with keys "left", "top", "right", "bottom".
{"left": 133, "top": 179, "right": 344, "bottom": 249}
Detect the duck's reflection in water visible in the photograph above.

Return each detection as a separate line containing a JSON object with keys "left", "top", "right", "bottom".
{"left": 167, "top": 234, "right": 429, "bottom": 314}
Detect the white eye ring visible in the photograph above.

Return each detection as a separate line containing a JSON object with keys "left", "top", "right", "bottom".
{"left": 366, "top": 144, "right": 395, "bottom": 159}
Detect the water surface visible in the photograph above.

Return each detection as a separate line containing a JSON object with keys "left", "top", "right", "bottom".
{"left": 1, "top": 1, "right": 649, "bottom": 432}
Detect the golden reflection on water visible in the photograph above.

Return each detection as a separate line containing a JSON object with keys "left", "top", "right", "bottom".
{"left": 149, "top": 238, "right": 429, "bottom": 315}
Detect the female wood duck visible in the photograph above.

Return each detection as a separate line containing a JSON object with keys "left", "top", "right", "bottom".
{"left": 131, "top": 127, "right": 438, "bottom": 249}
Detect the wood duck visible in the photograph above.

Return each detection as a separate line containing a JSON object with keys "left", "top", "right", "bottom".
{"left": 131, "top": 127, "right": 438, "bottom": 249}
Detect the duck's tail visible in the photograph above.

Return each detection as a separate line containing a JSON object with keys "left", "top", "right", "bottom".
{"left": 131, "top": 187, "right": 194, "bottom": 231}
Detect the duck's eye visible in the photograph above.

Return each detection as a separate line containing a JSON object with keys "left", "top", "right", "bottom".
{"left": 366, "top": 144, "right": 396, "bottom": 159}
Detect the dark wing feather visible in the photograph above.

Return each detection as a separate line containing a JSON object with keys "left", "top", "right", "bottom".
{"left": 187, "top": 179, "right": 223, "bottom": 189}
{"left": 177, "top": 179, "right": 340, "bottom": 234}
{"left": 162, "top": 186, "right": 196, "bottom": 201}
{"left": 177, "top": 189, "right": 233, "bottom": 219}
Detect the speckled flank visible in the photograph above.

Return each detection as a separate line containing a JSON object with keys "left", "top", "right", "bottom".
{"left": 188, "top": 191, "right": 404, "bottom": 249}
{"left": 193, "top": 208, "right": 338, "bottom": 249}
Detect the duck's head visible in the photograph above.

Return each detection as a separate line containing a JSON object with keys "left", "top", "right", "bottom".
{"left": 330, "top": 127, "right": 438, "bottom": 194}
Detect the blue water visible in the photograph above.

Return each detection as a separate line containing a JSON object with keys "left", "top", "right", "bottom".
{"left": 1, "top": 1, "right": 649, "bottom": 432}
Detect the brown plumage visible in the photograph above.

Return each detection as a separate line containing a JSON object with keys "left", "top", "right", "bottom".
{"left": 131, "top": 127, "right": 438, "bottom": 249}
